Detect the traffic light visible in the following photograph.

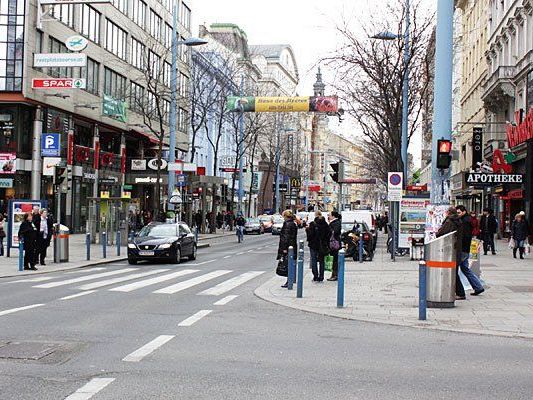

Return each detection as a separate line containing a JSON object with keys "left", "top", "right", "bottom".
{"left": 54, "top": 165, "right": 67, "bottom": 185}
{"left": 330, "top": 162, "right": 339, "bottom": 183}
{"left": 436, "top": 139, "right": 452, "bottom": 169}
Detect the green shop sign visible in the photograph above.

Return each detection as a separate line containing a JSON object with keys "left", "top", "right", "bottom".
{"left": 103, "top": 94, "right": 127, "bottom": 122}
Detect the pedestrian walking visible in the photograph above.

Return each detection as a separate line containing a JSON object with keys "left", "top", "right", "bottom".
{"left": 470, "top": 211, "right": 480, "bottom": 238}
{"left": 436, "top": 207, "right": 465, "bottom": 300}
{"left": 327, "top": 211, "right": 342, "bottom": 281}
{"left": 306, "top": 210, "right": 331, "bottom": 282}
{"left": 277, "top": 209, "right": 298, "bottom": 288}
{"left": 456, "top": 205, "right": 485, "bottom": 296}
{"left": 33, "top": 208, "right": 54, "bottom": 266}
{"left": 480, "top": 208, "right": 498, "bottom": 255}
{"left": 17, "top": 212, "right": 38, "bottom": 271}
{"left": 216, "top": 212, "right": 223, "bottom": 229}
{"left": 0, "top": 213, "right": 6, "bottom": 256}
{"left": 511, "top": 213, "right": 528, "bottom": 259}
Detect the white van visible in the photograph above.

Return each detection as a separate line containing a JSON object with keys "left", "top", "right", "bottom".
{"left": 341, "top": 210, "right": 377, "bottom": 247}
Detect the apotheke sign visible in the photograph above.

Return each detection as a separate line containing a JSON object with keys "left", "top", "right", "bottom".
{"left": 465, "top": 173, "right": 525, "bottom": 186}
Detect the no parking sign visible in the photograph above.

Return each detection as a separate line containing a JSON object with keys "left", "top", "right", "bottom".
{"left": 387, "top": 172, "right": 403, "bottom": 201}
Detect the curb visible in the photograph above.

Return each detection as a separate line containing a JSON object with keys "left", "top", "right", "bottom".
{"left": 0, "top": 242, "right": 210, "bottom": 279}
{"left": 254, "top": 276, "right": 533, "bottom": 341}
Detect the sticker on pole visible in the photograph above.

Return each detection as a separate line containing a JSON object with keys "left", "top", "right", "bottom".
{"left": 387, "top": 172, "right": 403, "bottom": 201}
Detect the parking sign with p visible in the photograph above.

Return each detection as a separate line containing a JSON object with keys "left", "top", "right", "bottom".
{"left": 41, "top": 133, "right": 60, "bottom": 157}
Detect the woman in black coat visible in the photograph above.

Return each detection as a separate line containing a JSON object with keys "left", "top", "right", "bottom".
{"left": 306, "top": 211, "right": 331, "bottom": 282}
{"left": 327, "top": 211, "right": 342, "bottom": 281}
{"left": 511, "top": 213, "right": 528, "bottom": 259}
{"left": 277, "top": 210, "right": 298, "bottom": 288}
{"left": 18, "top": 212, "right": 38, "bottom": 270}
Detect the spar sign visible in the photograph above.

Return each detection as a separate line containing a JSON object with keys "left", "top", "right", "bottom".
{"left": 32, "top": 78, "right": 86, "bottom": 89}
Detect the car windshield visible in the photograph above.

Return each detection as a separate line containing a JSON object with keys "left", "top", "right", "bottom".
{"left": 342, "top": 222, "right": 367, "bottom": 232}
{"left": 259, "top": 216, "right": 272, "bottom": 222}
{"left": 274, "top": 217, "right": 284, "bottom": 224}
{"left": 138, "top": 224, "right": 177, "bottom": 237}
{"left": 247, "top": 218, "right": 259, "bottom": 224}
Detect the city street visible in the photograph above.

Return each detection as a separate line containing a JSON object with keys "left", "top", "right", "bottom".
{"left": 1, "top": 234, "right": 533, "bottom": 399}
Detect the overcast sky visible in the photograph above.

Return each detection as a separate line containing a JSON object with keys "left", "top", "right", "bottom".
{"left": 192, "top": 0, "right": 437, "bottom": 168}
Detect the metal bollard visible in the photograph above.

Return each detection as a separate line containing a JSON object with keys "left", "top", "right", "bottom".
{"left": 18, "top": 239, "right": 24, "bottom": 272}
{"left": 359, "top": 234, "right": 364, "bottom": 263}
{"left": 86, "top": 232, "right": 91, "bottom": 261}
{"left": 288, "top": 246, "right": 295, "bottom": 290}
{"left": 116, "top": 231, "right": 121, "bottom": 256}
{"left": 102, "top": 231, "right": 107, "bottom": 259}
{"left": 419, "top": 261, "right": 427, "bottom": 320}
{"left": 195, "top": 227, "right": 199, "bottom": 243}
{"left": 337, "top": 249, "right": 345, "bottom": 308}
{"left": 297, "top": 248, "right": 304, "bottom": 298}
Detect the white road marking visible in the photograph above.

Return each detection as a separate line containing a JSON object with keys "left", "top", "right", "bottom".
{"left": 213, "top": 295, "right": 239, "bottom": 305}
{"left": 223, "top": 255, "right": 231, "bottom": 259}
{"left": 66, "top": 267, "right": 106, "bottom": 274}
{"left": 0, "top": 303, "right": 45, "bottom": 317}
{"left": 153, "top": 270, "right": 232, "bottom": 294}
{"left": 247, "top": 249, "right": 254, "bottom": 253}
{"left": 109, "top": 269, "right": 198, "bottom": 292}
{"left": 34, "top": 268, "right": 136, "bottom": 289}
{"left": 122, "top": 335, "right": 175, "bottom": 362}
{"left": 60, "top": 290, "right": 97, "bottom": 300}
{"left": 178, "top": 310, "right": 212, "bottom": 326}
{"left": 10, "top": 276, "right": 54, "bottom": 283}
{"left": 64, "top": 377, "right": 115, "bottom": 400}
{"left": 186, "top": 259, "right": 216, "bottom": 266}
{"left": 77, "top": 269, "right": 169, "bottom": 290}
{"left": 198, "top": 271, "right": 266, "bottom": 296}
{"left": 236, "top": 252, "right": 245, "bottom": 255}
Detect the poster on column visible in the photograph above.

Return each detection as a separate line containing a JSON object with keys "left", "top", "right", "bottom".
{"left": 7, "top": 199, "right": 48, "bottom": 249}
{"left": 398, "top": 197, "right": 430, "bottom": 248}
{"left": 424, "top": 204, "right": 450, "bottom": 243}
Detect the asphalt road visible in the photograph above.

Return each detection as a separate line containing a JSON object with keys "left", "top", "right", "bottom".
{"left": 1, "top": 231, "right": 533, "bottom": 399}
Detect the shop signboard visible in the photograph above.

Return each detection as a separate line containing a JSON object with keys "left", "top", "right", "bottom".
{"left": 398, "top": 197, "right": 430, "bottom": 248}
{"left": 100, "top": 191, "right": 110, "bottom": 199}
{"left": 7, "top": 200, "right": 47, "bottom": 251}
{"left": 65, "top": 35, "right": 88, "bottom": 51}
{"left": 41, "top": 133, "right": 60, "bottom": 157}
{"left": 131, "top": 159, "right": 147, "bottom": 170}
{"left": 34, "top": 53, "right": 87, "bottom": 67}
{"left": 472, "top": 127, "right": 483, "bottom": 170}
{"left": 0, "top": 152, "right": 16, "bottom": 174}
{"left": 32, "top": 78, "right": 86, "bottom": 89}
{"left": 103, "top": 94, "right": 127, "bottom": 123}
{"left": 227, "top": 96, "right": 338, "bottom": 113}
{"left": 0, "top": 178, "right": 13, "bottom": 188}
{"left": 465, "top": 172, "right": 525, "bottom": 186}
{"left": 43, "top": 157, "right": 62, "bottom": 176}
{"left": 147, "top": 158, "right": 167, "bottom": 170}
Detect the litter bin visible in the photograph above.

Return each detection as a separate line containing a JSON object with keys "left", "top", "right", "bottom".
{"left": 424, "top": 231, "right": 456, "bottom": 308}
{"left": 54, "top": 224, "right": 70, "bottom": 263}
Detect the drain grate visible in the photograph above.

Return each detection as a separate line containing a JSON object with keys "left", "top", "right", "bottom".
{"left": 0, "top": 341, "right": 60, "bottom": 360}
{"left": 506, "top": 286, "right": 533, "bottom": 293}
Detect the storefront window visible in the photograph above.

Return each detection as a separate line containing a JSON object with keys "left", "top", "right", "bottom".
{"left": 0, "top": 0, "right": 25, "bottom": 91}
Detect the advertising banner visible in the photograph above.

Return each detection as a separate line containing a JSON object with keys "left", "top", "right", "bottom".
{"left": 398, "top": 197, "right": 430, "bottom": 248}
{"left": 227, "top": 96, "right": 338, "bottom": 113}
{"left": 103, "top": 94, "right": 127, "bottom": 122}
{"left": 8, "top": 200, "right": 47, "bottom": 249}
{"left": 424, "top": 204, "right": 450, "bottom": 243}
{"left": 0, "top": 152, "right": 16, "bottom": 174}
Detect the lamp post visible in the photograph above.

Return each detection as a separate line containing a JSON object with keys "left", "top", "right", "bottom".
{"left": 237, "top": 76, "right": 245, "bottom": 215}
{"left": 168, "top": 9, "right": 207, "bottom": 211}
{"left": 274, "top": 127, "right": 296, "bottom": 213}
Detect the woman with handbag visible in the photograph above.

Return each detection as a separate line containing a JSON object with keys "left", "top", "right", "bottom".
{"left": 17, "top": 212, "right": 38, "bottom": 270}
{"left": 327, "top": 211, "right": 342, "bottom": 281}
{"left": 0, "top": 213, "right": 6, "bottom": 256}
{"left": 277, "top": 210, "right": 298, "bottom": 288}
{"left": 306, "top": 211, "right": 331, "bottom": 283}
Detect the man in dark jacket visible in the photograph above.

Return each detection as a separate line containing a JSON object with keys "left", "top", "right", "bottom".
{"left": 33, "top": 208, "right": 54, "bottom": 266}
{"left": 306, "top": 211, "right": 331, "bottom": 282}
{"left": 18, "top": 212, "right": 38, "bottom": 270}
{"left": 456, "top": 205, "right": 485, "bottom": 296}
{"left": 480, "top": 208, "right": 498, "bottom": 255}
{"left": 327, "top": 211, "right": 342, "bottom": 281}
{"left": 278, "top": 210, "right": 298, "bottom": 288}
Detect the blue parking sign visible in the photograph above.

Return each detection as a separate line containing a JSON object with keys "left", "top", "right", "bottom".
{"left": 41, "top": 133, "right": 60, "bottom": 157}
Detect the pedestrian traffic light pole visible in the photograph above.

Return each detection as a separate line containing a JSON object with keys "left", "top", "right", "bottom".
{"left": 430, "top": 0, "right": 454, "bottom": 205}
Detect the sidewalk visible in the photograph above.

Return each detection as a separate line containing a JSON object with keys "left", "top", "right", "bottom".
{"left": 255, "top": 239, "right": 533, "bottom": 339}
{"left": 0, "top": 231, "right": 223, "bottom": 278}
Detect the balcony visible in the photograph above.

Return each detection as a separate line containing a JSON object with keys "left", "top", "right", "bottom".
{"left": 482, "top": 66, "right": 516, "bottom": 112}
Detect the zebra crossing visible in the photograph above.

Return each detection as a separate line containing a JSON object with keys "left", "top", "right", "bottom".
{"left": 25, "top": 266, "right": 266, "bottom": 297}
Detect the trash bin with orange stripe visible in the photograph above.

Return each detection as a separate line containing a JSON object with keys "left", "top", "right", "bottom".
{"left": 424, "top": 231, "right": 457, "bottom": 308}
{"left": 53, "top": 224, "right": 70, "bottom": 263}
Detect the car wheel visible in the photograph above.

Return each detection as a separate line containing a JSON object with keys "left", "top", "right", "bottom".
{"left": 173, "top": 247, "right": 181, "bottom": 264}
{"left": 188, "top": 244, "right": 197, "bottom": 261}
{"left": 128, "top": 258, "right": 138, "bottom": 265}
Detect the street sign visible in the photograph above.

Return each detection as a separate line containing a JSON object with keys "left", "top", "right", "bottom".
{"left": 273, "top": 183, "right": 288, "bottom": 192}
{"left": 387, "top": 172, "right": 403, "bottom": 201}
{"left": 176, "top": 174, "right": 187, "bottom": 187}
{"left": 34, "top": 53, "right": 87, "bottom": 67}
{"left": 41, "top": 133, "right": 60, "bottom": 157}
{"left": 65, "top": 35, "right": 88, "bottom": 51}
{"left": 32, "top": 78, "right": 86, "bottom": 89}
{"left": 43, "top": 157, "right": 62, "bottom": 176}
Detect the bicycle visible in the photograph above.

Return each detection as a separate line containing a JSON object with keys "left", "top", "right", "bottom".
{"left": 386, "top": 223, "right": 409, "bottom": 257}
{"left": 236, "top": 225, "right": 244, "bottom": 243}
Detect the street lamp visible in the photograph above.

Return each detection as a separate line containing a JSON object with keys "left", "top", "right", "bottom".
{"left": 168, "top": 6, "right": 208, "bottom": 211}
{"left": 273, "top": 127, "right": 296, "bottom": 214}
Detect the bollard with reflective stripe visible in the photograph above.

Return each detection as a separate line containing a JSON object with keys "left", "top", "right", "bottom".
{"left": 102, "top": 232, "right": 107, "bottom": 259}
{"left": 287, "top": 246, "right": 295, "bottom": 290}
{"left": 419, "top": 261, "right": 427, "bottom": 320}
{"left": 18, "top": 239, "right": 24, "bottom": 272}
{"left": 116, "top": 231, "right": 121, "bottom": 256}
{"left": 86, "top": 232, "right": 91, "bottom": 261}
{"left": 297, "top": 248, "right": 304, "bottom": 298}
{"left": 337, "top": 249, "right": 345, "bottom": 308}
{"left": 359, "top": 234, "right": 364, "bottom": 263}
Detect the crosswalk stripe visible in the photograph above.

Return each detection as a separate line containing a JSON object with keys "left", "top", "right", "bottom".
{"left": 178, "top": 310, "right": 212, "bottom": 326}
{"left": 60, "top": 290, "right": 98, "bottom": 301}
{"left": 109, "top": 269, "right": 199, "bottom": 292}
{"left": 0, "top": 303, "right": 45, "bottom": 317}
{"left": 33, "top": 268, "right": 136, "bottom": 289}
{"left": 10, "top": 276, "right": 54, "bottom": 283}
{"left": 64, "top": 377, "right": 115, "bottom": 400}
{"left": 213, "top": 295, "right": 239, "bottom": 305}
{"left": 77, "top": 269, "right": 169, "bottom": 290}
{"left": 198, "top": 271, "right": 265, "bottom": 296}
{"left": 122, "top": 335, "right": 174, "bottom": 362}
{"left": 153, "top": 270, "right": 232, "bottom": 294}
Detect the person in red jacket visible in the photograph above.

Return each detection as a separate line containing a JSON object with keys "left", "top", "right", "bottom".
{"left": 470, "top": 211, "right": 481, "bottom": 238}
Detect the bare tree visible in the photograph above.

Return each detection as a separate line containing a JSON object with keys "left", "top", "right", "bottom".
{"left": 325, "top": 0, "right": 434, "bottom": 182}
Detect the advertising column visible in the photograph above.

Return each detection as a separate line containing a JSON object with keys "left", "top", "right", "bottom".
{"left": 31, "top": 106, "right": 43, "bottom": 199}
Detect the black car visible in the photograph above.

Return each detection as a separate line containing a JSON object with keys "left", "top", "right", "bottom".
{"left": 127, "top": 222, "right": 197, "bottom": 265}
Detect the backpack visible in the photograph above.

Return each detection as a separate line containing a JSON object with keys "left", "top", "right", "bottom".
{"left": 329, "top": 231, "right": 341, "bottom": 252}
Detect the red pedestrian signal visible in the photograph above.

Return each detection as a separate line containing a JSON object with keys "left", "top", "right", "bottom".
{"left": 437, "top": 139, "right": 452, "bottom": 169}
